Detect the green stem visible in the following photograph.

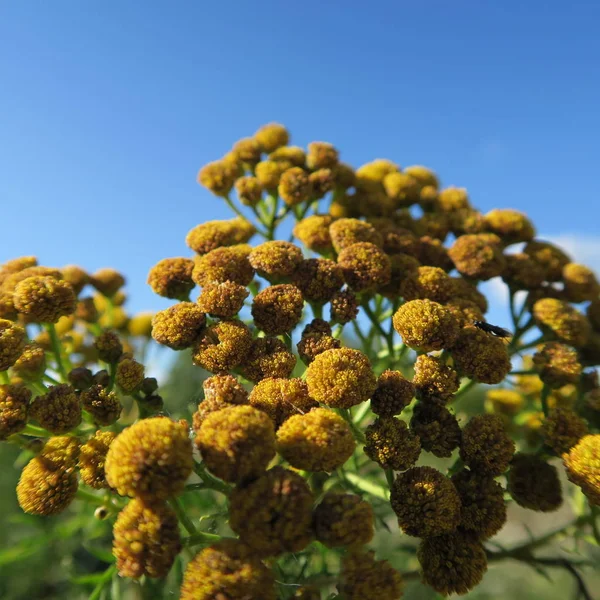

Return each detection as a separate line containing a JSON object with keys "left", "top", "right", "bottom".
{"left": 453, "top": 379, "right": 476, "bottom": 401}
{"left": 89, "top": 565, "right": 117, "bottom": 600}
{"left": 344, "top": 472, "right": 389, "bottom": 501}
{"left": 169, "top": 497, "right": 198, "bottom": 535}
{"left": 224, "top": 194, "right": 269, "bottom": 238}
{"left": 540, "top": 384, "right": 550, "bottom": 416}
{"left": 361, "top": 301, "right": 389, "bottom": 341}
{"left": 337, "top": 409, "right": 366, "bottom": 444}
{"left": 21, "top": 423, "right": 53, "bottom": 437}
{"left": 193, "top": 463, "right": 232, "bottom": 495}
{"left": 311, "top": 303, "right": 323, "bottom": 320}
{"left": 183, "top": 531, "right": 223, "bottom": 547}
{"left": 0, "top": 370, "right": 9, "bottom": 384}
{"left": 46, "top": 323, "right": 69, "bottom": 382}
{"left": 385, "top": 469, "right": 395, "bottom": 489}
{"left": 76, "top": 488, "right": 106, "bottom": 505}
{"left": 43, "top": 373, "right": 61, "bottom": 385}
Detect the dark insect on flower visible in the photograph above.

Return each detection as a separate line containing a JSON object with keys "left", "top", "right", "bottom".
{"left": 473, "top": 320, "right": 512, "bottom": 339}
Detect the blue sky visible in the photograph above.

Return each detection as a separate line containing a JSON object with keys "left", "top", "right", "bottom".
{"left": 1, "top": 1, "right": 600, "bottom": 324}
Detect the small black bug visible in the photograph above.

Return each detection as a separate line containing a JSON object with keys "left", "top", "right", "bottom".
{"left": 473, "top": 321, "right": 512, "bottom": 339}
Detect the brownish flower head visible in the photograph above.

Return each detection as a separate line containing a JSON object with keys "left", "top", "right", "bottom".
{"left": 186, "top": 217, "right": 255, "bottom": 255}
{"left": 192, "top": 374, "right": 249, "bottom": 431}
{"left": 410, "top": 402, "right": 462, "bottom": 458}
{"left": 196, "top": 405, "right": 276, "bottom": 483}
{"left": 292, "top": 258, "right": 344, "bottom": 303}
{"left": 450, "top": 277, "right": 488, "bottom": 312}
{"left": 12, "top": 343, "right": 46, "bottom": 380}
{"left": 255, "top": 159, "right": 291, "bottom": 189}
{"left": 403, "top": 165, "right": 438, "bottom": 190}
{"left": 297, "top": 320, "right": 341, "bottom": 365}
{"left": 79, "top": 430, "right": 117, "bottom": 489}
{"left": 383, "top": 171, "right": 419, "bottom": 207}
{"left": 587, "top": 299, "right": 600, "bottom": 330}
{"left": 507, "top": 453, "right": 562, "bottom": 512}
{"left": 314, "top": 492, "right": 374, "bottom": 548}
{"left": 451, "top": 469, "right": 507, "bottom": 539}
{"left": 269, "top": 145, "right": 306, "bottom": 166}
{"left": 524, "top": 240, "right": 571, "bottom": 282}
{"left": 444, "top": 297, "right": 485, "bottom": 328}
{"left": 338, "top": 242, "right": 391, "bottom": 292}
{"left": 147, "top": 258, "right": 194, "bottom": 300}
{"left": 231, "top": 137, "right": 262, "bottom": 166}
{"left": 399, "top": 265, "right": 454, "bottom": 303}
{"left": 364, "top": 417, "right": 421, "bottom": 471}
{"left": 309, "top": 168, "right": 335, "bottom": 199}
{"left": 451, "top": 326, "right": 512, "bottom": 384}
{"left": 532, "top": 342, "right": 582, "bottom": 388}
{"left": 197, "top": 281, "right": 249, "bottom": 318}
{"left": 306, "top": 141, "right": 339, "bottom": 170}
{"left": 448, "top": 233, "right": 506, "bottom": 280}
{"left": 105, "top": 417, "right": 193, "bottom": 500}
{"left": 502, "top": 253, "right": 546, "bottom": 290}
{"left": 94, "top": 330, "right": 124, "bottom": 362}
{"left": 379, "top": 252, "right": 421, "bottom": 298}
{"left": 329, "top": 219, "right": 383, "bottom": 253}
{"left": 390, "top": 466, "right": 461, "bottom": 537}
{"left": 91, "top": 268, "right": 125, "bottom": 297}
{"left": 339, "top": 550, "right": 403, "bottom": 600}
{"left": 251, "top": 284, "right": 304, "bottom": 335}
{"left": 484, "top": 209, "right": 536, "bottom": 243}
{"left": 192, "top": 319, "right": 253, "bottom": 373}
{"left": 113, "top": 498, "right": 181, "bottom": 579}
{"left": 240, "top": 336, "right": 297, "bottom": 383}
{"left": 248, "top": 241, "right": 303, "bottom": 281}
{"left": 13, "top": 276, "right": 76, "bottom": 323}
{"left": 151, "top": 303, "right": 206, "bottom": 350}
{"left": 371, "top": 370, "right": 415, "bottom": 417}
{"left": 0, "top": 256, "right": 38, "bottom": 283}
{"left": 17, "top": 456, "right": 77, "bottom": 516}
{"left": 418, "top": 530, "right": 487, "bottom": 596}
{"left": 278, "top": 166, "right": 313, "bottom": 206}
{"left": 192, "top": 244, "right": 254, "bottom": 287}
{"left": 392, "top": 299, "right": 460, "bottom": 352}
{"left": 60, "top": 265, "right": 89, "bottom": 295}
{"left": 436, "top": 186, "right": 471, "bottom": 212}
{"left": 0, "top": 384, "right": 30, "bottom": 440}
{"left": 460, "top": 414, "right": 515, "bottom": 475}
{"left": 563, "top": 435, "right": 600, "bottom": 506}
{"left": 197, "top": 159, "right": 239, "bottom": 196}
{"left": 80, "top": 384, "right": 122, "bottom": 426}
{"left": 542, "top": 408, "right": 588, "bottom": 456}
{"left": 413, "top": 355, "right": 460, "bottom": 404}
{"left": 254, "top": 122, "right": 290, "bottom": 152}
{"left": 116, "top": 357, "right": 145, "bottom": 394}
{"left": 293, "top": 214, "right": 334, "bottom": 253}
{"left": 228, "top": 466, "right": 314, "bottom": 556}
{"left": 248, "top": 377, "right": 317, "bottom": 429}
{"left": 180, "top": 540, "right": 276, "bottom": 600}
{"left": 235, "top": 175, "right": 263, "bottom": 207}
{"left": 562, "top": 263, "right": 600, "bottom": 303}
{"left": 276, "top": 407, "right": 355, "bottom": 472}
{"left": 74, "top": 296, "right": 99, "bottom": 323}
{"left": 533, "top": 298, "right": 591, "bottom": 348}
{"left": 306, "top": 347, "right": 376, "bottom": 409}
{"left": 329, "top": 289, "right": 359, "bottom": 324}
{"left": 30, "top": 384, "right": 81, "bottom": 434}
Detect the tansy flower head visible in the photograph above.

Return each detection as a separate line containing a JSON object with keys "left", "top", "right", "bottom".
{"left": 444, "top": 297, "right": 485, "bottom": 328}
{"left": 240, "top": 336, "right": 296, "bottom": 382}
{"left": 460, "top": 414, "right": 515, "bottom": 476}
{"left": 404, "top": 164, "right": 439, "bottom": 189}
{"left": 502, "top": 253, "right": 546, "bottom": 290}
{"left": 507, "top": 453, "right": 562, "bottom": 512}
{"left": 417, "top": 530, "right": 487, "bottom": 596}
{"left": 390, "top": 466, "right": 461, "bottom": 537}
{"left": 562, "top": 262, "right": 600, "bottom": 303}
{"left": 450, "top": 276, "right": 488, "bottom": 313}
{"left": 338, "top": 550, "right": 403, "bottom": 600}
{"left": 197, "top": 280, "right": 249, "bottom": 318}
{"left": 80, "top": 384, "right": 122, "bottom": 426}
{"left": 370, "top": 369, "right": 415, "bottom": 417}
{"left": 94, "top": 330, "right": 124, "bottom": 362}
{"left": 292, "top": 258, "right": 344, "bottom": 303}
{"left": 297, "top": 318, "right": 340, "bottom": 365}
{"left": 485, "top": 388, "right": 524, "bottom": 417}
{"left": 186, "top": 217, "right": 255, "bottom": 255}
{"left": 128, "top": 312, "right": 153, "bottom": 337}
{"left": 13, "top": 276, "right": 76, "bottom": 323}
{"left": 399, "top": 265, "right": 454, "bottom": 303}
{"left": 337, "top": 242, "right": 391, "bottom": 293}
{"left": 368, "top": 219, "right": 418, "bottom": 255}
{"left": 74, "top": 297, "right": 98, "bottom": 322}
{"left": 105, "top": 417, "right": 193, "bottom": 500}
{"left": 524, "top": 240, "right": 571, "bottom": 282}
{"left": 228, "top": 466, "right": 314, "bottom": 556}
{"left": 192, "top": 244, "right": 254, "bottom": 287}
{"left": 448, "top": 233, "right": 506, "bottom": 280}
{"left": 180, "top": 540, "right": 276, "bottom": 600}
{"left": 364, "top": 417, "right": 421, "bottom": 471}
{"left": 192, "top": 374, "right": 249, "bottom": 431}
{"left": 329, "top": 289, "right": 359, "bottom": 324}
{"left": 30, "top": 384, "right": 81, "bottom": 434}
{"left": 197, "top": 159, "right": 239, "bottom": 196}
{"left": 269, "top": 145, "right": 306, "bottom": 166}
{"left": 0, "top": 384, "right": 30, "bottom": 440}
{"left": 248, "top": 377, "right": 317, "bottom": 429}
{"left": 39, "top": 436, "right": 80, "bottom": 469}
{"left": 355, "top": 159, "right": 400, "bottom": 191}
{"left": 254, "top": 122, "right": 290, "bottom": 152}
{"left": 383, "top": 171, "right": 419, "bottom": 207}
{"left": 293, "top": 214, "right": 334, "bottom": 253}
{"left": 416, "top": 212, "right": 451, "bottom": 242}
{"left": 251, "top": 284, "right": 304, "bottom": 335}
{"left": 192, "top": 319, "right": 253, "bottom": 373}
{"left": 379, "top": 252, "right": 421, "bottom": 298}
{"left": 91, "top": 268, "right": 125, "bottom": 297}
{"left": 60, "top": 264, "right": 89, "bottom": 295}
{"left": 410, "top": 402, "right": 462, "bottom": 457}
{"left": 147, "top": 257, "right": 195, "bottom": 300}
{"left": 392, "top": 299, "right": 460, "bottom": 352}
{"left": 151, "top": 303, "right": 206, "bottom": 350}
{"left": 413, "top": 354, "right": 460, "bottom": 404}
{"left": 329, "top": 218, "right": 383, "bottom": 253}
{"left": 248, "top": 240, "right": 303, "bottom": 281}
{"left": 484, "top": 208, "right": 536, "bottom": 243}
{"left": 196, "top": 405, "right": 276, "bottom": 484}
{"left": 276, "top": 407, "right": 355, "bottom": 472}
{"left": 78, "top": 430, "right": 117, "bottom": 489}
{"left": 306, "top": 347, "right": 376, "bottom": 409}
{"left": 309, "top": 168, "right": 335, "bottom": 199}
{"left": 231, "top": 136, "right": 262, "bottom": 166}
{"left": 533, "top": 342, "right": 582, "bottom": 388}
{"left": 306, "top": 141, "right": 339, "bottom": 170}
{"left": 116, "top": 357, "right": 145, "bottom": 394}
{"left": 437, "top": 186, "right": 471, "bottom": 212}
{"left": 11, "top": 343, "right": 46, "bottom": 380}
{"left": 451, "top": 469, "right": 507, "bottom": 539}
{"left": 278, "top": 166, "right": 313, "bottom": 206}
{"left": 235, "top": 175, "right": 263, "bottom": 206}
{"left": 113, "top": 498, "right": 181, "bottom": 579}
{"left": 451, "top": 326, "right": 512, "bottom": 384}
{"left": 255, "top": 159, "right": 291, "bottom": 189}
{"left": 563, "top": 435, "right": 600, "bottom": 506}
{"left": 533, "top": 297, "right": 591, "bottom": 348}
{"left": 542, "top": 408, "right": 588, "bottom": 456}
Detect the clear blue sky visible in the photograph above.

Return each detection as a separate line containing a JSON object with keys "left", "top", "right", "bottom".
{"left": 2, "top": 1, "right": 599, "bottom": 318}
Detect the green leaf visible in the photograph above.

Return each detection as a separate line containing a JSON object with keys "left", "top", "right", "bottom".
{"left": 82, "top": 542, "right": 115, "bottom": 564}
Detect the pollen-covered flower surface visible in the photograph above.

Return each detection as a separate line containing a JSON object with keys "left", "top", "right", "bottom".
{"left": 2, "top": 123, "right": 600, "bottom": 600}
